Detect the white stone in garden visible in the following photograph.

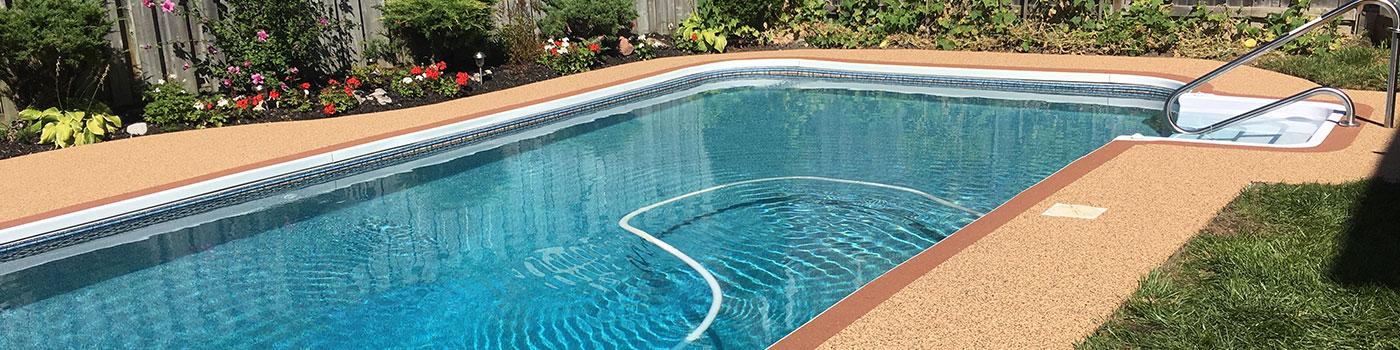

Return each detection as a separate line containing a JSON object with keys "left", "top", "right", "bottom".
{"left": 370, "top": 88, "right": 392, "bottom": 105}
{"left": 126, "top": 122, "right": 148, "bottom": 136}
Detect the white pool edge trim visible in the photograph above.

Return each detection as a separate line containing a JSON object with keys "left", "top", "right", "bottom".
{"left": 0, "top": 58, "right": 1342, "bottom": 249}
{"left": 618, "top": 176, "right": 983, "bottom": 345}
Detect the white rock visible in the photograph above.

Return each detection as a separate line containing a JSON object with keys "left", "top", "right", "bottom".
{"left": 127, "top": 122, "right": 149, "bottom": 136}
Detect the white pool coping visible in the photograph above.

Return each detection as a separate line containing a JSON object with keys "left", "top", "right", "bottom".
{"left": 0, "top": 58, "right": 1350, "bottom": 269}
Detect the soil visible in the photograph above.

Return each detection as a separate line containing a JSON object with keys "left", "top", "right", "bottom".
{"left": 0, "top": 44, "right": 791, "bottom": 161}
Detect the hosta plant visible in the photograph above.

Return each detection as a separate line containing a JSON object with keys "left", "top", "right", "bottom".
{"left": 18, "top": 107, "right": 122, "bottom": 148}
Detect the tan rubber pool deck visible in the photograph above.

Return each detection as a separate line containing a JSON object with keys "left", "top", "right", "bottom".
{"left": 1, "top": 50, "right": 1396, "bottom": 348}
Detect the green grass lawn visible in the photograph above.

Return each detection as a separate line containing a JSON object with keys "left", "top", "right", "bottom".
{"left": 1079, "top": 181, "right": 1400, "bottom": 349}
{"left": 1256, "top": 43, "right": 1392, "bottom": 91}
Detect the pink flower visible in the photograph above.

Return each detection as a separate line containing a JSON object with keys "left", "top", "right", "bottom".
{"left": 256, "top": 30, "right": 269, "bottom": 42}
{"left": 251, "top": 73, "right": 264, "bottom": 85}
{"left": 227, "top": 66, "right": 240, "bottom": 75}
{"left": 182, "top": 63, "right": 190, "bottom": 71}
{"left": 243, "top": 60, "right": 251, "bottom": 68}
{"left": 288, "top": 67, "right": 299, "bottom": 75}
{"left": 222, "top": 78, "right": 232, "bottom": 87}
{"left": 318, "top": 17, "right": 329, "bottom": 26}
{"left": 160, "top": 0, "right": 175, "bottom": 13}
{"left": 143, "top": 0, "right": 154, "bottom": 8}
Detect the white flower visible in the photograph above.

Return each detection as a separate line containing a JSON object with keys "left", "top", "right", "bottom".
{"left": 193, "top": 102, "right": 203, "bottom": 110}
{"left": 561, "top": 41, "right": 571, "bottom": 48}
{"left": 562, "top": 37, "right": 569, "bottom": 43}
{"left": 558, "top": 48, "right": 569, "bottom": 55}
{"left": 401, "top": 77, "right": 413, "bottom": 84}
{"left": 153, "top": 88, "right": 161, "bottom": 93}
{"left": 216, "top": 98, "right": 229, "bottom": 107}
{"left": 415, "top": 75, "right": 425, "bottom": 81}
{"left": 255, "top": 85, "right": 264, "bottom": 91}
{"left": 545, "top": 44, "right": 555, "bottom": 50}
{"left": 168, "top": 74, "right": 178, "bottom": 80}
{"left": 638, "top": 34, "right": 647, "bottom": 41}
{"left": 156, "top": 79, "right": 166, "bottom": 85}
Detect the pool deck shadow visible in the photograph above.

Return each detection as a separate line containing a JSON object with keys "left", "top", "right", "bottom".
{"left": 0, "top": 50, "right": 1396, "bottom": 349}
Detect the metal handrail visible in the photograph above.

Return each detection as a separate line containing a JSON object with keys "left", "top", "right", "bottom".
{"left": 1163, "top": 0, "right": 1400, "bottom": 134}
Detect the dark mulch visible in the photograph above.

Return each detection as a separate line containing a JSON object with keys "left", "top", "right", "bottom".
{"left": 0, "top": 43, "right": 804, "bottom": 161}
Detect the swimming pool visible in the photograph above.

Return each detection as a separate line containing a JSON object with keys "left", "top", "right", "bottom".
{"left": 0, "top": 61, "right": 1348, "bottom": 348}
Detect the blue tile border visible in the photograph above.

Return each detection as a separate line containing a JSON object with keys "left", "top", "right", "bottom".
{"left": 0, "top": 66, "right": 1174, "bottom": 262}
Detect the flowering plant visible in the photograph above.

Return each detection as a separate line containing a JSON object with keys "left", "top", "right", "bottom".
{"left": 142, "top": 77, "right": 228, "bottom": 128}
{"left": 633, "top": 34, "right": 657, "bottom": 60}
{"left": 317, "top": 78, "right": 361, "bottom": 115}
{"left": 539, "top": 37, "right": 601, "bottom": 74}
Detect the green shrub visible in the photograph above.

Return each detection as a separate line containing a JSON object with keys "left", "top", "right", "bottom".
{"left": 699, "top": 0, "right": 783, "bottom": 32}
{"left": 194, "top": 0, "right": 349, "bottom": 93}
{"left": 382, "top": 0, "right": 496, "bottom": 64}
{"left": 17, "top": 107, "right": 122, "bottom": 148}
{"left": 1094, "top": 0, "right": 1177, "bottom": 55}
{"left": 539, "top": 38, "right": 601, "bottom": 74}
{"left": 1252, "top": 0, "right": 1339, "bottom": 55}
{"left": 0, "top": 0, "right": 113, "bottom": 110}
{"left": 538, "top": 0, "right": 637, "bottom": 38}
{"left": 143, "top": 79, "right": 227, "bottom": 129}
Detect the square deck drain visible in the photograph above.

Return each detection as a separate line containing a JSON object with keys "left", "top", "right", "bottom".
{"left": 1042, "top": 203, "right": 1107, "bottom": 220}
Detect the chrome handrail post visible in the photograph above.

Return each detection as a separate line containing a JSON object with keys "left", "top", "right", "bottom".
{"left": 1387, "top": 23, "right": 1399, "bottom": 127}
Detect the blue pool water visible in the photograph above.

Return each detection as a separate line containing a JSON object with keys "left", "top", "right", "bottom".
{"left": 0, "top": 79, "right": 1161, "bottom": 348}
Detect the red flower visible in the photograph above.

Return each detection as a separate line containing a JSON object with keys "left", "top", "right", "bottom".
{"left": 328, "top": 79, "right": 339, "bottom": 86}
{"left": 269, "top": 90, "right": 280, "bottom": 100}
{"left": 455, "top": 72, "right": 469, "bottom": 86}
{"left": 205, "top": 102, "right": 214, "bottom": 110}
{"left": 343, "top": 86, "right": 353, "bottom": 96}
{"left": 346, "top": 77, "right": 361, "bottom": 89}
{"left": 426, "top": 69, "right": 440, "bottom": 80}
{"left": 300, "top": 82, "right": 311, "bottom": 90}
{"left": 251, "top": 93, "right": 264, "bottom": 105}
{"left": 549, "top": 47, "right": 558, "bottom": 55}
{"left": 435, "top": 61, "right": 447, "bottom": 71}
{"left": 236, "top": 97, "right": 249, "bottom": 110}
{"left": 323, "top": 103, "right": 336, "bottom": 115}
{"left": 691, "top": 33, "right": 698, "bottom": 41}
{"left": 588, "top": 42, "right": 600, "bottom": 53}
{"left": 410, "top": 66, "right": 423, "bottom": 75}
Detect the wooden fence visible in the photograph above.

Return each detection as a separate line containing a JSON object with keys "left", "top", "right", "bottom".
{"left": 0, "top": 0, "right": 1381, "bottom": 125}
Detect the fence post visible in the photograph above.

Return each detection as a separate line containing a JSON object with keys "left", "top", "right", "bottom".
{"left": 0, "top": 82, "right": 15, "bottom": 130}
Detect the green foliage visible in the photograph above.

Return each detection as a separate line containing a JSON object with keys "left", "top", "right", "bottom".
{"left": 318, "top": 82, "right": 360, "bottom": 115}
{"left": 0, "top": 0, "right": 113, "bottom": 110}
{"left": 195, "top": 0, "right": 349, "bottom": 93}
{"left": 674, "top": 13, "right": 733, "bottom": 53}
{"left": 1093, "top": 0, "right": 1177, "bottom": 55}
{"left": 1258, "top": 41, "right": 1390, "bottom": 90}
{"left": 142, "top": 80, "right": 227, "bottom": 129}
{"left": 539, "top": 38, "right": 602, "bottom": 74}
{"left": 1251, "top": 0, "right": 1339, "bottom": 55}
{"left": 390, "top": 73, "right": 427, "bottom": 98}
{"left": 538, "top": 0, "right": 637, "bottom": 38}
{"left": 17, "top": 107, "right": 122, "bottom": 148}
{"left": 699, "top": 0, "right": 783, "bottom": 31}
{"left": 632, "top": 35, "right": 658, "bottom": 60}
{"left": 381, "top": 0, "right": 496, "bottom": 62}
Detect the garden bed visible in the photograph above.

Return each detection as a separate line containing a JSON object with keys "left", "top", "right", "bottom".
{"left": 0, "top": 47, "right": 689, "bottom": 161}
